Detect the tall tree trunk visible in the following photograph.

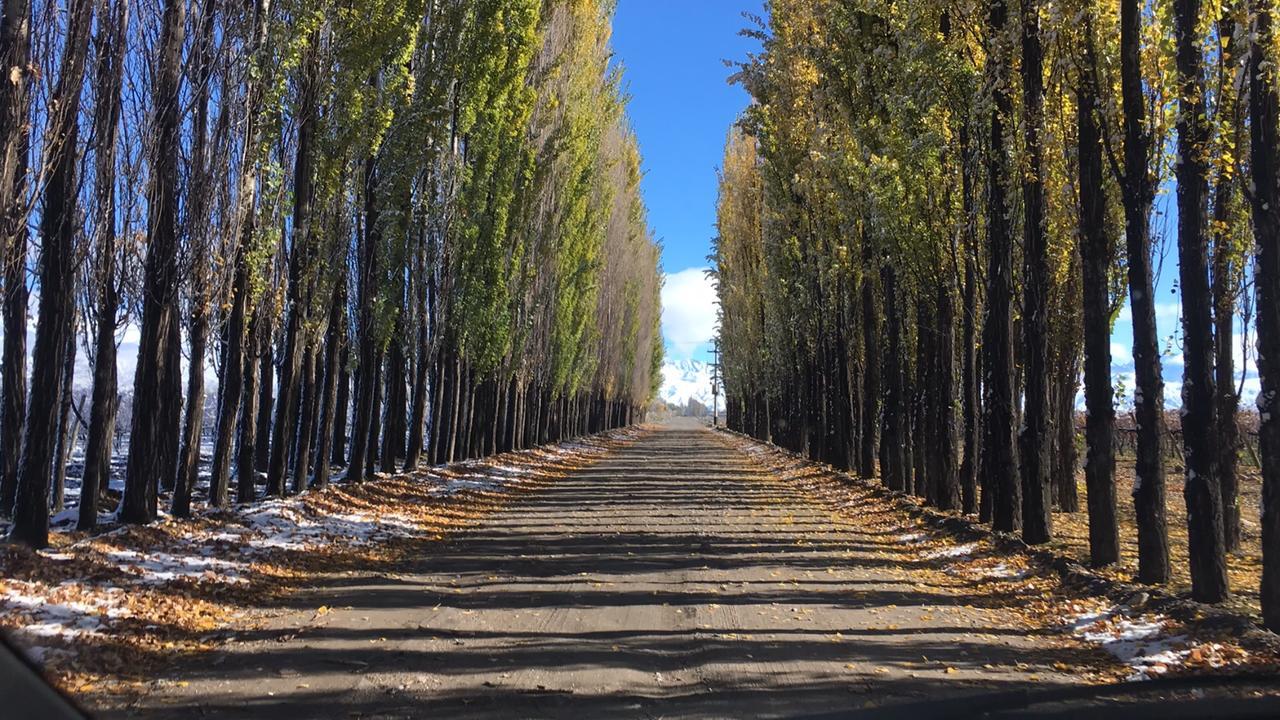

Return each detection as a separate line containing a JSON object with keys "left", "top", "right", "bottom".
{"left": 313, "top": 281, "right": 345, "bottom": 489}
{"left": 1173, "top": 0, "right": 1229, "bottom": 603}
{"left": 881, "top": 265, "right": 906, "bottom": 492}
{"left": 859, "top": 227, "right": 880, "bottom": 478}
{"left": 51, "top": 313, "right": 79, "bottom": 513}
{"left": 0, "top": 0, "right": 32, "bottom": 515}
{"left": 346, "top": 156, "right": 381, "bottom": 482}
{"left": 935, "top": 283, "right": 960, "bottom": 510}
{"left": 254, "top": 331, "right": 273, "bottom": 474}
{"left": 8, "top": 0, "right": 93, "bottom": 545}
{"left": 959, "top": 125, "right": 981, "bottom": 515}
{"left": 405, "top": 258, "right": 430, "bottom": 468}
{"left": 121, "top": 0, "right": 185, "bottom": 525}
{"left": 984, "top": 0, "right": 1021, "bottom": 534}
{"left": 267, "top": 40, "right": 319, "bottom": 497}
{"left": 208, "top": 0, "right": 270, "bottom": 508}
{"left": 1076, "top": 35, "right": 1120, "bottom": 565}
{"left": 1119, "top": 0, "right": 1170, "bottom": 584}
{"left": 78, "top": 0, "right": 127, "bottom": 529}
{"left": 291, "top": 346, "right": 317, "bottom": 493}
{"left": 236, "top": 309, "right": 266, "bottom": 503}
{"left": 173, "top": 0, "right": 219, "bottom": 518}
{"left": 1211, "top": 6, "right": 1245, "bottom": 551}
{"left": 1247, "top": 0, "right": 1280, "bottom": 630}
{"left": 332, "top": 341, "right": 349, "bottom": 466}
{"left": 1019, "top": 0, "right": 1052, "bottom": 544}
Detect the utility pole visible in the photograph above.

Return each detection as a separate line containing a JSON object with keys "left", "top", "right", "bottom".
{"left": 710, "top": 340, "right": 721, "bottom": 428}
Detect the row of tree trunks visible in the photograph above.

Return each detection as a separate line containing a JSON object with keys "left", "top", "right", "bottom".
{"left": 7, "top": 0, "right": 94, "bottom": 545}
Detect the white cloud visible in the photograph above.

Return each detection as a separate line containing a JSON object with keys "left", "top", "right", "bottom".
{"left": 1110, "top": 343, "right": 1133, "bottom": 367}
{"left": 661, "top": 266, "right": 718, "bottom": 359}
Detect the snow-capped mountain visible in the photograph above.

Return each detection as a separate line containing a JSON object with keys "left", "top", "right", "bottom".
{"left": 660, "top": 359, "right": 716, "bottom": 408}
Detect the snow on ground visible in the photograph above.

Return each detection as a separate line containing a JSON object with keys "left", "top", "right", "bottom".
{"left": 1064, "top": 604, "right": 1249, "bottom": 680}
{"left": 979, "top": 562, "right": 1030, "bottom": 580}
{"left": 104, "top": 549, "right": 250, "bottom": 585}
{"left": 922, "top": 542, "right": 979, "bottom": 560}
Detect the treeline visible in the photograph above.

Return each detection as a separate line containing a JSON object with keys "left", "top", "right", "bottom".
{"left": 0, "top": 0, "right": 663, "bottom": 548}
{"left": 713, "top": 0, "right": 1280, "bottom": 630}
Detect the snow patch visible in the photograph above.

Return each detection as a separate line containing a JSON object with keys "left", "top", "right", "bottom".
{"left": 922, "top": 542, "right": 979, "bottom": 560}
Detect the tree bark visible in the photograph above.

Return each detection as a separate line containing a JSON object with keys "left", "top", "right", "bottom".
{"left": 1247, "top": 0, "right": 1280, "bottom": 630}
{"left": 121, "top": 0, "right": 186, "bottom": 525}
{"left": 1018, "top": 0, "right": 1052, "bottom": 545}
{"left": 1076, "top": 37, "right": 1120, "bottom": 565}
{"left": 267, "top": 39, "right": 319, "bottom": 498}
{"left": 1119, "top": 0, "right": 1170, "bottom": 584}
{"left": 1173, "top": 0, "right": 1229, "bottom": 603}
{"left": 0, "top": 0, "right": 32, "bottom": 515}
{"left": 8, "top": 0, "right": 93, "bottom": 545}
{"left": 173, "top": 0, "right": 219, "bottom": 518}
{"left": 984, "top": 0, "right": 1021, "bottom": 534}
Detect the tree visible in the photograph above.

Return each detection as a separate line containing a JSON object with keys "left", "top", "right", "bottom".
{"left": 79, "top": 0, "right": 130, "bottom": 531}
{"left": 8, "top": 0, "right": 94, "bottom": 546}
{"left": 1247, "top": 0, "right": 1280, "bottom": 631}
{"left": 121, "top": 0, "right": 186, "bottom": 524}
{"left": 1173, "top": 0, "right": 1230, "bottom": 603}
{"left": 1018, "top": 0, "right": 1052, "bottom": 545}
{"left": 1117, "top": 0, "right": 1170, "bottom": 585}
{"left": 1074, "top": 8, "right": 1119, "bottom": 567}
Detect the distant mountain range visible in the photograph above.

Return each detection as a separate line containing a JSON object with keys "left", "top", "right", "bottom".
{"left": 660, "top": 359, "right": 716, "bottom": 408}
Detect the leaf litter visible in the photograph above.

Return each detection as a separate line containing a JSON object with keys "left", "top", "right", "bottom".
{"left": 714, "top": 429, "right": 1277, "bottom": 684}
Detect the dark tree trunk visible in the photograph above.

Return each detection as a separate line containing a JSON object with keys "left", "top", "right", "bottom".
{"left": 1076, "top": 39, "right": 1120, "bottom": 566}
{"left": 1019, "top": 0, "right": 1052, "bottom": 544}
{"left": 267, "top": 41, "right": 319, "bottom": 498}
{"left": 121, "top": 0, "right": 185, "bottom": 525}
{"left": 881, "top": 265, "right": 906, "bottom": 492}
{"left": 1119, "top": 0, "right": 1170, "bottom": 584}
{"left": 8, "top": 0, "right": 92, "bottom": 545}
{"left": 254, "top": 333, "right": 273, "bottom": 474}
{"left": 51, "top": 309, "right": 79, "bottom": 514}
{"left": 332, "top": 342, "right": 349, "bottom": 466}
{"left": 291, "top": 347, "right": 317, "bottom": 493}
{"left": 381, "top": 335, "right": 407, "bottom": 472}
{"left": 313, "top": 282, "right": 345, "bottom": 489}
{"left": 984, "top": 0, "right": 1020, "bottom": 534}
{"left": 960, "top": 125, "right": 981, "bottom": 515}
{"left": 173, "top": 0, "right": 218, "bottom": 518}
{"left": 860, "top": 228, "right": 880, "bottom": 478}
{"left": 211, "top": 250, "right": 251, "bottom": 507}
{"left": 1213, "top": 196, "right": 1242, "bottom": 554}
{"left": 366, "top": 354, "right": 384, "bottom": 473}
{"left": 1174, "top": 0, "right": 1229, "bottom": 603}
{"left": 79, "top": 0, "right": 126, "bottom": 528}
{"left": 209, "top": 0, "right": 269, "bottom": 508}
{"left": 1211, "top": 11, "right": 1244, "bottom": 550}
{"left": 1247, "top": 0, "right": 1280, "bottom": 630}
{"left": 347, "top": 156, "right": 381, "bottom": 482}
{"left": 405, "top": 281, "right": 429, "bottom": 469}
{"left": 0, "top": 0, "right": 31, "bottom": 516}
{"left": 236, "top": 310, "right": 265, "bottom": 503}
{"left": 935, "top": 284, "right": 960, "bottom": 511}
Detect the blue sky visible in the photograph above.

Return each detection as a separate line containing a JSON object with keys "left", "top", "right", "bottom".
{"left": 610, "top": 1, "right": 1261, "bottom": 408}
{"left": 612, "top": 0, "right": 764, "bottom": 364}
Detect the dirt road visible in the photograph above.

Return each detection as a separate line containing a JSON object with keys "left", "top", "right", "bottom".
{"left": 103, "top": 420, "right": 1096, "bottom": 719}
